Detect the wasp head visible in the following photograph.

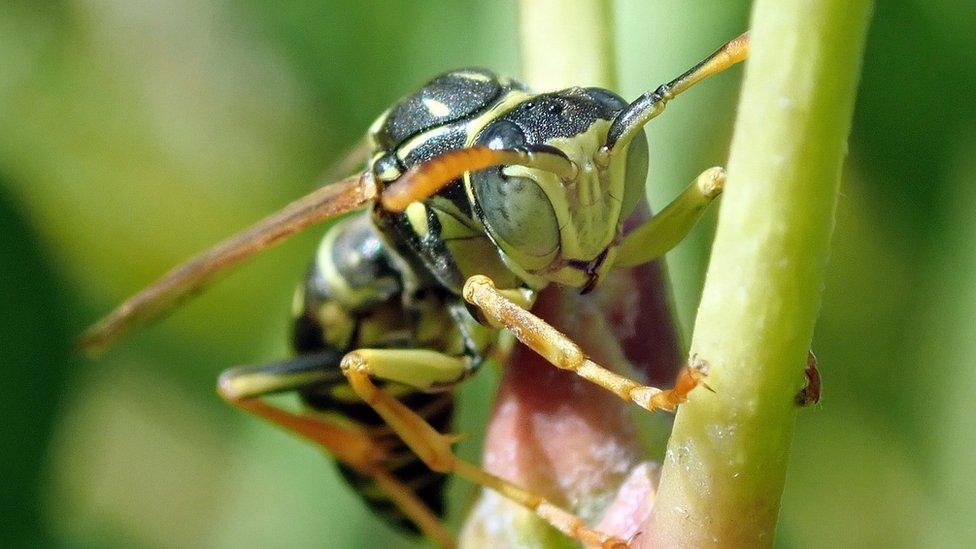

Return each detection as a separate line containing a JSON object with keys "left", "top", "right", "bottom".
{"left": 469, "top": 87, "right": 648, "bottom": 291}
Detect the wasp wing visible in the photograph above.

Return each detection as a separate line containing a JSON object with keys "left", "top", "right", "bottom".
{"left": 320, "top": 135, "right": 371, "bottom": 183}
{"left": 78, "top": 173, "right": 376, "bottom": 356}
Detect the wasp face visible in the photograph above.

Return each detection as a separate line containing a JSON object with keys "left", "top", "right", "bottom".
{"left": 470, "top": 87, "right": 648, "bottom": 290}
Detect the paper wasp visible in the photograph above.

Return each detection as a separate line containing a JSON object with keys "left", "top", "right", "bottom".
{"left": 80, "top": 32, "right": 749, "bottom": 548}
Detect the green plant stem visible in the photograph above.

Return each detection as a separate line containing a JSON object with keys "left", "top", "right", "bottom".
{"left": 518, "top": 0, "right": 616, "bottom": 90}
{"left": 642, "top": 2, "right": 872, "bottom": 547}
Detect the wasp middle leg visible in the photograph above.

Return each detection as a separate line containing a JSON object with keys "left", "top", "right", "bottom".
{"left": 340, "top": 348, "right": 630, "bottom": 549}
{"left": 614, "top": 167, "right": 726, "bottom": 268}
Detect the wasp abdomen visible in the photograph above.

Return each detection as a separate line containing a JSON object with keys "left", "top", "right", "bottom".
{"left": 291, "top": 213, "right": 467, "bottom": 534}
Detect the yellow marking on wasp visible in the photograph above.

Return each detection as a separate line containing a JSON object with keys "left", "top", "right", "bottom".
{"left": 366, "top": 108, "right": 392, "bottom": 149}
{"left": 454, "top": 70, "right": 492, "bottom": 82}
{"left": 422, "top": 97, "right": 452, "bottom": 117}
{"left": 405, "top": 202, "right": 429, "bottom": 236}
{"left": 462, "top": 90, "right": 536, "bottom": 149}
{"left": 488, "top": 119, "right": 630, "bottom": 288}
{"left": 314, "top": 216, "right": 393, "bottom": 312}
{"left": 291, "top": 284, "right": 306, "bottom": 318}
{"left": 395, "top": 124, "right": 455, "bottom": 163}
{"left": 316, "top": 300, "right": 356, "bottom": 349}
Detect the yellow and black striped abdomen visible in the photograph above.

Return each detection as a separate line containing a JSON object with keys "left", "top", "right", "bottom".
{"left": 291, "top": 213, "right": 481, "bottom": 534}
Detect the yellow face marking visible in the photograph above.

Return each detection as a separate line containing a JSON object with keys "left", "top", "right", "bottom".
{"left": 502, "top": 120, "right": 628, "bottom": 276}
{"left": 458, "top": 118, "right": 631, "bottom": 288}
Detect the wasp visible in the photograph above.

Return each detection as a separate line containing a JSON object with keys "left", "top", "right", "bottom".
{"left": 80, "top": 32, "right": 749, "bottom": 548}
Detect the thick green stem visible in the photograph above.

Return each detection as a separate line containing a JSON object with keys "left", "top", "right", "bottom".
{"left": 643, "top": 2, "right": 872, "bottom": 547}
{"left": 518, "top": 0, "right": 616, "bottom": 90}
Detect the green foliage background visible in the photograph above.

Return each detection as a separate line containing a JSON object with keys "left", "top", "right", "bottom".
{"left": 1, "top": 1, "right": 972, "bottom": 547}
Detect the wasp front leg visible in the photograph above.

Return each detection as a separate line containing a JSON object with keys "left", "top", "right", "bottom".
{"left": 217, "top": 355, "right": 455, "bottom": 548}
{"left": 339, "top": 349, "right": 630, "bottom": 549}
{"left": 463, "top": 276, "right": 708, "bottom": 414}
{"left": 615, "top": 167, "right": 726, "bottom": 268}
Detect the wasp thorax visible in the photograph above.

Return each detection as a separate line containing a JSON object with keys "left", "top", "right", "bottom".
{"left": 470, "top": 88, "right": 649, "bottom": 289}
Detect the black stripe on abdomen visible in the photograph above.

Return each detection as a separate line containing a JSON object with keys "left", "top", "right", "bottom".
{"left": 302, "top": 383, "right": 455, "bottom": 535}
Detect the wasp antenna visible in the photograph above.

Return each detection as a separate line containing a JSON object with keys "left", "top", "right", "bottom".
{"left": 380, "top": 145, "right": 577, "bottom": 212}
{"left": 604, "top": 31, "right": 750, "bottom": 153}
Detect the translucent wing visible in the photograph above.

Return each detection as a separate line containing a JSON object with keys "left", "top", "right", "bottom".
{"left": 80, "top": 143, "right": 578, "bottom": 355}
{"left": 320, "top": 135, "right": 371, "bottom": 182}
{"left": 78, "top": 173, "right": 376, "bottom": 356}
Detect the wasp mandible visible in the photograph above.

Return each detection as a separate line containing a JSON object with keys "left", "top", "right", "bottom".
{"left": 80, "top": 32, "right": 750, "bottom": 548}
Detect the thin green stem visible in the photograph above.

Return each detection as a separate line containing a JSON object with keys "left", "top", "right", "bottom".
{"left": 642, "top": 2, "right": 872, "bottom": 547}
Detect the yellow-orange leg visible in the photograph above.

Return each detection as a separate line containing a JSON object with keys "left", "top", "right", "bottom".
{"left": 217, "top": 383, "right": 454, "bottom": 547}
{"left": 615, "top": 167, "right": 726, "bottom": 268}
{"left": 340, "top": 351, "right": 629, "bottom": 549}
{"left": 463, "top": 275, "right": 708, "bottom": 413}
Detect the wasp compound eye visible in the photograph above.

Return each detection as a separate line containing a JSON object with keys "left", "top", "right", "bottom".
{"left": 472, "top": 119, "right": 560, "bottom": 265}
{"left": 620, "top": 128, "right": 649, "bottom": 219}
{"left": 471, "top": 167, "right": 560, "bottom": 262}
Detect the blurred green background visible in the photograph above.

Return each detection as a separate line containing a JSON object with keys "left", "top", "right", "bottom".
{"left": 1, "top": 1, "right": 973, "bottom": 547}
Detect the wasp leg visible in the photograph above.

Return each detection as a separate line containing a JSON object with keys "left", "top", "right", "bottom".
{"left": 340, "top": 349, "right": 629, "bottom": 549}
{"left": 463, "top": 275, "right": 707, "bottom": 414}
{"left": 615, "top": 167, "right": 726, "bottom": 268}
{"left": 217, "top": 356, "right": 455, "bottom": 548}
